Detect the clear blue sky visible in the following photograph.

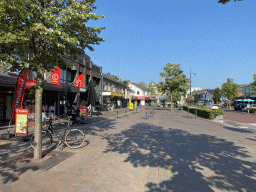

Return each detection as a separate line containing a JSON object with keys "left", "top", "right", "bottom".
{"left": 84, "top": 0, "right": 256, "bottom": 90}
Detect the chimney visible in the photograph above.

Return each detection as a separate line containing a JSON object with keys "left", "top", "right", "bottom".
{"left": 107, "top": 73, "right": 110, "bottom": 76}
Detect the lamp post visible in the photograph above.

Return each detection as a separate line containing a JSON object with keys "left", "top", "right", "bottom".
{"left": 189, "top": 68, "right": 196, "bottom": 106}
{"left": 189, "top": 68, "right": 196, "bottom": 96}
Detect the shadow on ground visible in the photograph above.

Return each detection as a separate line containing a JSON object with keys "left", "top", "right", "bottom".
{"left": 102, "top": 121, "right": 256, "bottom": 191}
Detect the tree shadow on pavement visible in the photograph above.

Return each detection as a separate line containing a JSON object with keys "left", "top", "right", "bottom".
{"left": 102, "top": 122, "right": 256, "bottom": 191}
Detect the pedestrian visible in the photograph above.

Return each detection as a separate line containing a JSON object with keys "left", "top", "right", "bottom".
{"left": 247, "top": 103, "right": 250, "bottom": 113}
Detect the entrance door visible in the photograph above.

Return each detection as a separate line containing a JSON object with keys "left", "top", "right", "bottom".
{"left": 5, "top": 95, "right": 12, "bottom": 120}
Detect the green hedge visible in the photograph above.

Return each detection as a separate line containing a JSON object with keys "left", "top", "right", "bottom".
{"left": 182, "top": 105, "right": 225, "bottom": 119}
{"left": 250, "top": 108, "right": 256, "bottom": 114}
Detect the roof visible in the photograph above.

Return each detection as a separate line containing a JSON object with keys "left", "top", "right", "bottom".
{"left": 103, "top": 73, "right": 127, "bottom": 86}
{"left": 192, "top": 89, "right": 215, "bottom": 96}
{"left": 139, "top": 82, "right": 148, "bottom": 88}
{"left": 133, "top": 83, "right": 148, "bottom": 92}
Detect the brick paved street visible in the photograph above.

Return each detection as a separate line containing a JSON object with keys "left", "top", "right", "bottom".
{"left": 1, "top": 107, "right": 256, "bottom": 191}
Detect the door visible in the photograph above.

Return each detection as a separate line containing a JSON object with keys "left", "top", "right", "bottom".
{"left": 5, "top": 95, "right": 12, "bottom": 120}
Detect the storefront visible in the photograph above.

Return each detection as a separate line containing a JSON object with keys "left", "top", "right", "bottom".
{"left": 103, "top": 92, "right": 125, "bottom": 108}
{"left": 134, "top": 96, "right": 148, "bottom": 106}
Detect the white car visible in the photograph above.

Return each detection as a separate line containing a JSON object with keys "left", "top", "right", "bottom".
{"left": 211, "top": 104, "right": 219, "bottom": 110}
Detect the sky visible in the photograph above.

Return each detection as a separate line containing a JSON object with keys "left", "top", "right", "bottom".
{"left": 84, "top": 0, "right": 256, "bottom": 90}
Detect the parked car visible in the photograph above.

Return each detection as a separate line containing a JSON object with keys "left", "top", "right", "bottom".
{"left": 234, "top": 103, "right": 247, "bottom": 111}
{"left": 250, "top": 104, "right": 256, "bottom": 109}
{"left": 197, "top": 101, "right": 204, "bottom": 106}
{"left": 211, "top": 104, "right": 219, "bottom": 110}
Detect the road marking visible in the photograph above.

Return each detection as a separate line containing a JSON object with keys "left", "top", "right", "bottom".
{"left": 238, "top": 126, "right": 248, "bottom": 129}
{"left": 250, "top": 124, "right": 256, "bottom": 126}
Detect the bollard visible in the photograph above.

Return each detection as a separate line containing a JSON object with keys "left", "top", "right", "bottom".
{"left": 136, "top": 108, "right": 137, "bottom": 113}
{"left": 117, "top": 111, "right": 118, "bottom": 118}
{"left": 125, "top": 110, "right": 126, "bottom": 116}
{"left": 195, "top": 108, "right": 197, "bottom": 118}
{"left": 146, "top": 112, "right": 147, "bottom": 117}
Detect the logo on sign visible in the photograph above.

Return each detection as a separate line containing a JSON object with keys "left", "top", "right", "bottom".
{"left": 76, "top": 80, "right": 81, "bottom": 87}
{"left": 52, "top": 74, "right": 59, "bottom": 81}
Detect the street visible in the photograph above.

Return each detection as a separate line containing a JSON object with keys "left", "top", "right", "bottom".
{"left": 1, "top": 107, "right": 256, "bottom": 192}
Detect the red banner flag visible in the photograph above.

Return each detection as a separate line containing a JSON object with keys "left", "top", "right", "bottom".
{"left": 11, "top": 69, "right": 31, "bottom": 121}
{"left": 75, "top": 73, "right": 83, "bottom": 88}
{"left": 51, "top": 67, "right": 61, "bottom": 84}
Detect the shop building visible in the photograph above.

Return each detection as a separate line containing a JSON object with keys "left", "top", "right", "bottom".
{"left": 0, "top": 53, "right": 102, "bottom": 122}
{"left": 102, "top": 73, "right": 130, "bottom": 108}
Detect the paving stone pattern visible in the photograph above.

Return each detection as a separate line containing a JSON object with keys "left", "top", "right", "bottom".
{"left": 1, "top": 107, "right": 256, "bottom": 191}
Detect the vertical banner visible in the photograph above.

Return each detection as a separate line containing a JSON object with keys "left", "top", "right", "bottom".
{"left": 51, "top": 67, "right": 61, "bottom": 84}
{"left": 11, "top": 69, "right": 31, "bottom": 122}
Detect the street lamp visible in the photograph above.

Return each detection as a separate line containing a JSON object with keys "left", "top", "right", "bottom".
{"left": 190, "top": 68, "right": 196, "bottom": 96}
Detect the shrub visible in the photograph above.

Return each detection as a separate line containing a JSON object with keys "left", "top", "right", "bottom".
{"left": 250, "top": 108, "right": 256, "bottom": 114}
{"left": 182, "top": 105, "right": 225, "bottom": 119}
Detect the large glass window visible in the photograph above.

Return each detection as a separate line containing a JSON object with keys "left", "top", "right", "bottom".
{"left": 103, "top": 82, "right": 106, "bottom": 91}
{"left": 60, "top": 69, "right": 66, "bottom": 84}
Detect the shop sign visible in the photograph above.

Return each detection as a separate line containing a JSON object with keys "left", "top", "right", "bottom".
{"left": 134, "top": 97, "right": 148, "bottom": 100}
{"left": 79, "top": 106, "right": 87, "bottom": 120}
{"left": 15, "top": 109, "right": 28, "bottom": 135}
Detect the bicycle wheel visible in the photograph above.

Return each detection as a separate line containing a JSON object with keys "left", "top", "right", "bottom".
{"left": 30, "top": 131, "right": 52, "bottom": 151}
{"left": 65, "top": 129, "right": 85, "bottom": 149}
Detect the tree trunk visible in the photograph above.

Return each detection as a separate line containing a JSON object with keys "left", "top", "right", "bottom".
{"left": 34, "top": 76, "right": 44, "bottom": 160}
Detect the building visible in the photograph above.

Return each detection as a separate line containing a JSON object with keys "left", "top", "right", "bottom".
{"left": 102, "top": 73, "right": 130, "bottom": 108}
{"left": 128, "top": 82, "right": 151, "bottom": 106}
{"left": 186, "top": 87, "right": 203, "bottom": 97}
{"left": 0, "top": 53, "right": 102, "bottom": 122}
{"left": 192, "top": 89, "right": 215, "bottom": 104}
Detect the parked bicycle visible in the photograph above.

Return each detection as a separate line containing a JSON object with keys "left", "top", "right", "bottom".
{"left": 30, "top": 117, "right": 85, "bottom": 151}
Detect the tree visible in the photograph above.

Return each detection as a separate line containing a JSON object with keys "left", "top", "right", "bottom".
{"left": 218, "top": 0, "right": 243, "bottom": 4}
{"left": 194, "top": 93, "right": 199, "bottom": 103}
{"left": 114, "top": 76, "right": 120, "bottom": 81}
{"left": 122, "top": 80, "right": 130, "bottom": 85}
{"left": 158, "top": 63, "right": 190, "bottom": 110}
{"left": 212, "top": 88, "right": 222, "bottom": 104}
{"left": 148, "top": 84, "right": 156, "bottom": 99}
{"left": 0, "top": 0, "right": 105, "bottom": 159}
{"left": 221, "top": 78, "right": 238, "bottom": 108}
{"left": 248, "top": 74, "right": 256, "bottom": 96}
{"left": 186, "top": 95, "right": 194, "bottom": 105}
{"left": 170, "top": 91, "right": 181, "bottom": 103}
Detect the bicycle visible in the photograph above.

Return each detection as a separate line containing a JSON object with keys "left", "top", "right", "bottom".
{"left": 30, "top": 118, "right": 85, "bottom": 151}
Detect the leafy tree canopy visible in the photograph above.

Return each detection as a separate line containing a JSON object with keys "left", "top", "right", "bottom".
{"left": 218, "top": 0, "right": 243, "bottom": 4}
{"left": 194, "top": 93, "right": 199, "bottom": 103}
{"left": 122, "top": 80, "right": 130, "bottom": 85}
{"left": 212, "top": 87, "right": 222, "bottom": 104}
{"left": 248, "top": 74, "right": 256, "bottom": 96}
{"left": 0, "top": 0, "right": 105, "bottom": 73}
{"left": 158, "top": 63, "right": 190, "bottom": 109}
{"left": 221, "top": 78, "right": 238, "bottom": 100}
{"left": 114, "top": 76, "right": 120, "bottom": 81}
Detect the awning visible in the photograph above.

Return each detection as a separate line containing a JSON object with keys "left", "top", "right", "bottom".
{"left": 103, "top": 92, "right": 122, "bottom": 97}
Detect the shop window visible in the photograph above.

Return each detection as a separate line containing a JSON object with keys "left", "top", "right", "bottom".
{"left": 108, "top": 83, "right": 111, "bottom": 91}
{"left": 60, "top": 69, "right": 66, "bottom": 84}
{"left": 103, "top": 82, "right": 106, "bottom": 91}
{"left": 137, "top": 91, "right": 139, "bottom": 95}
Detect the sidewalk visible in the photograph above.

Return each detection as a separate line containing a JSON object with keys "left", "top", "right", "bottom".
{"left": 0, "top": 106, "right": 145, "bottom": 160}
{"left": 1, "top": 107, "right": 256, "bottom": 191}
